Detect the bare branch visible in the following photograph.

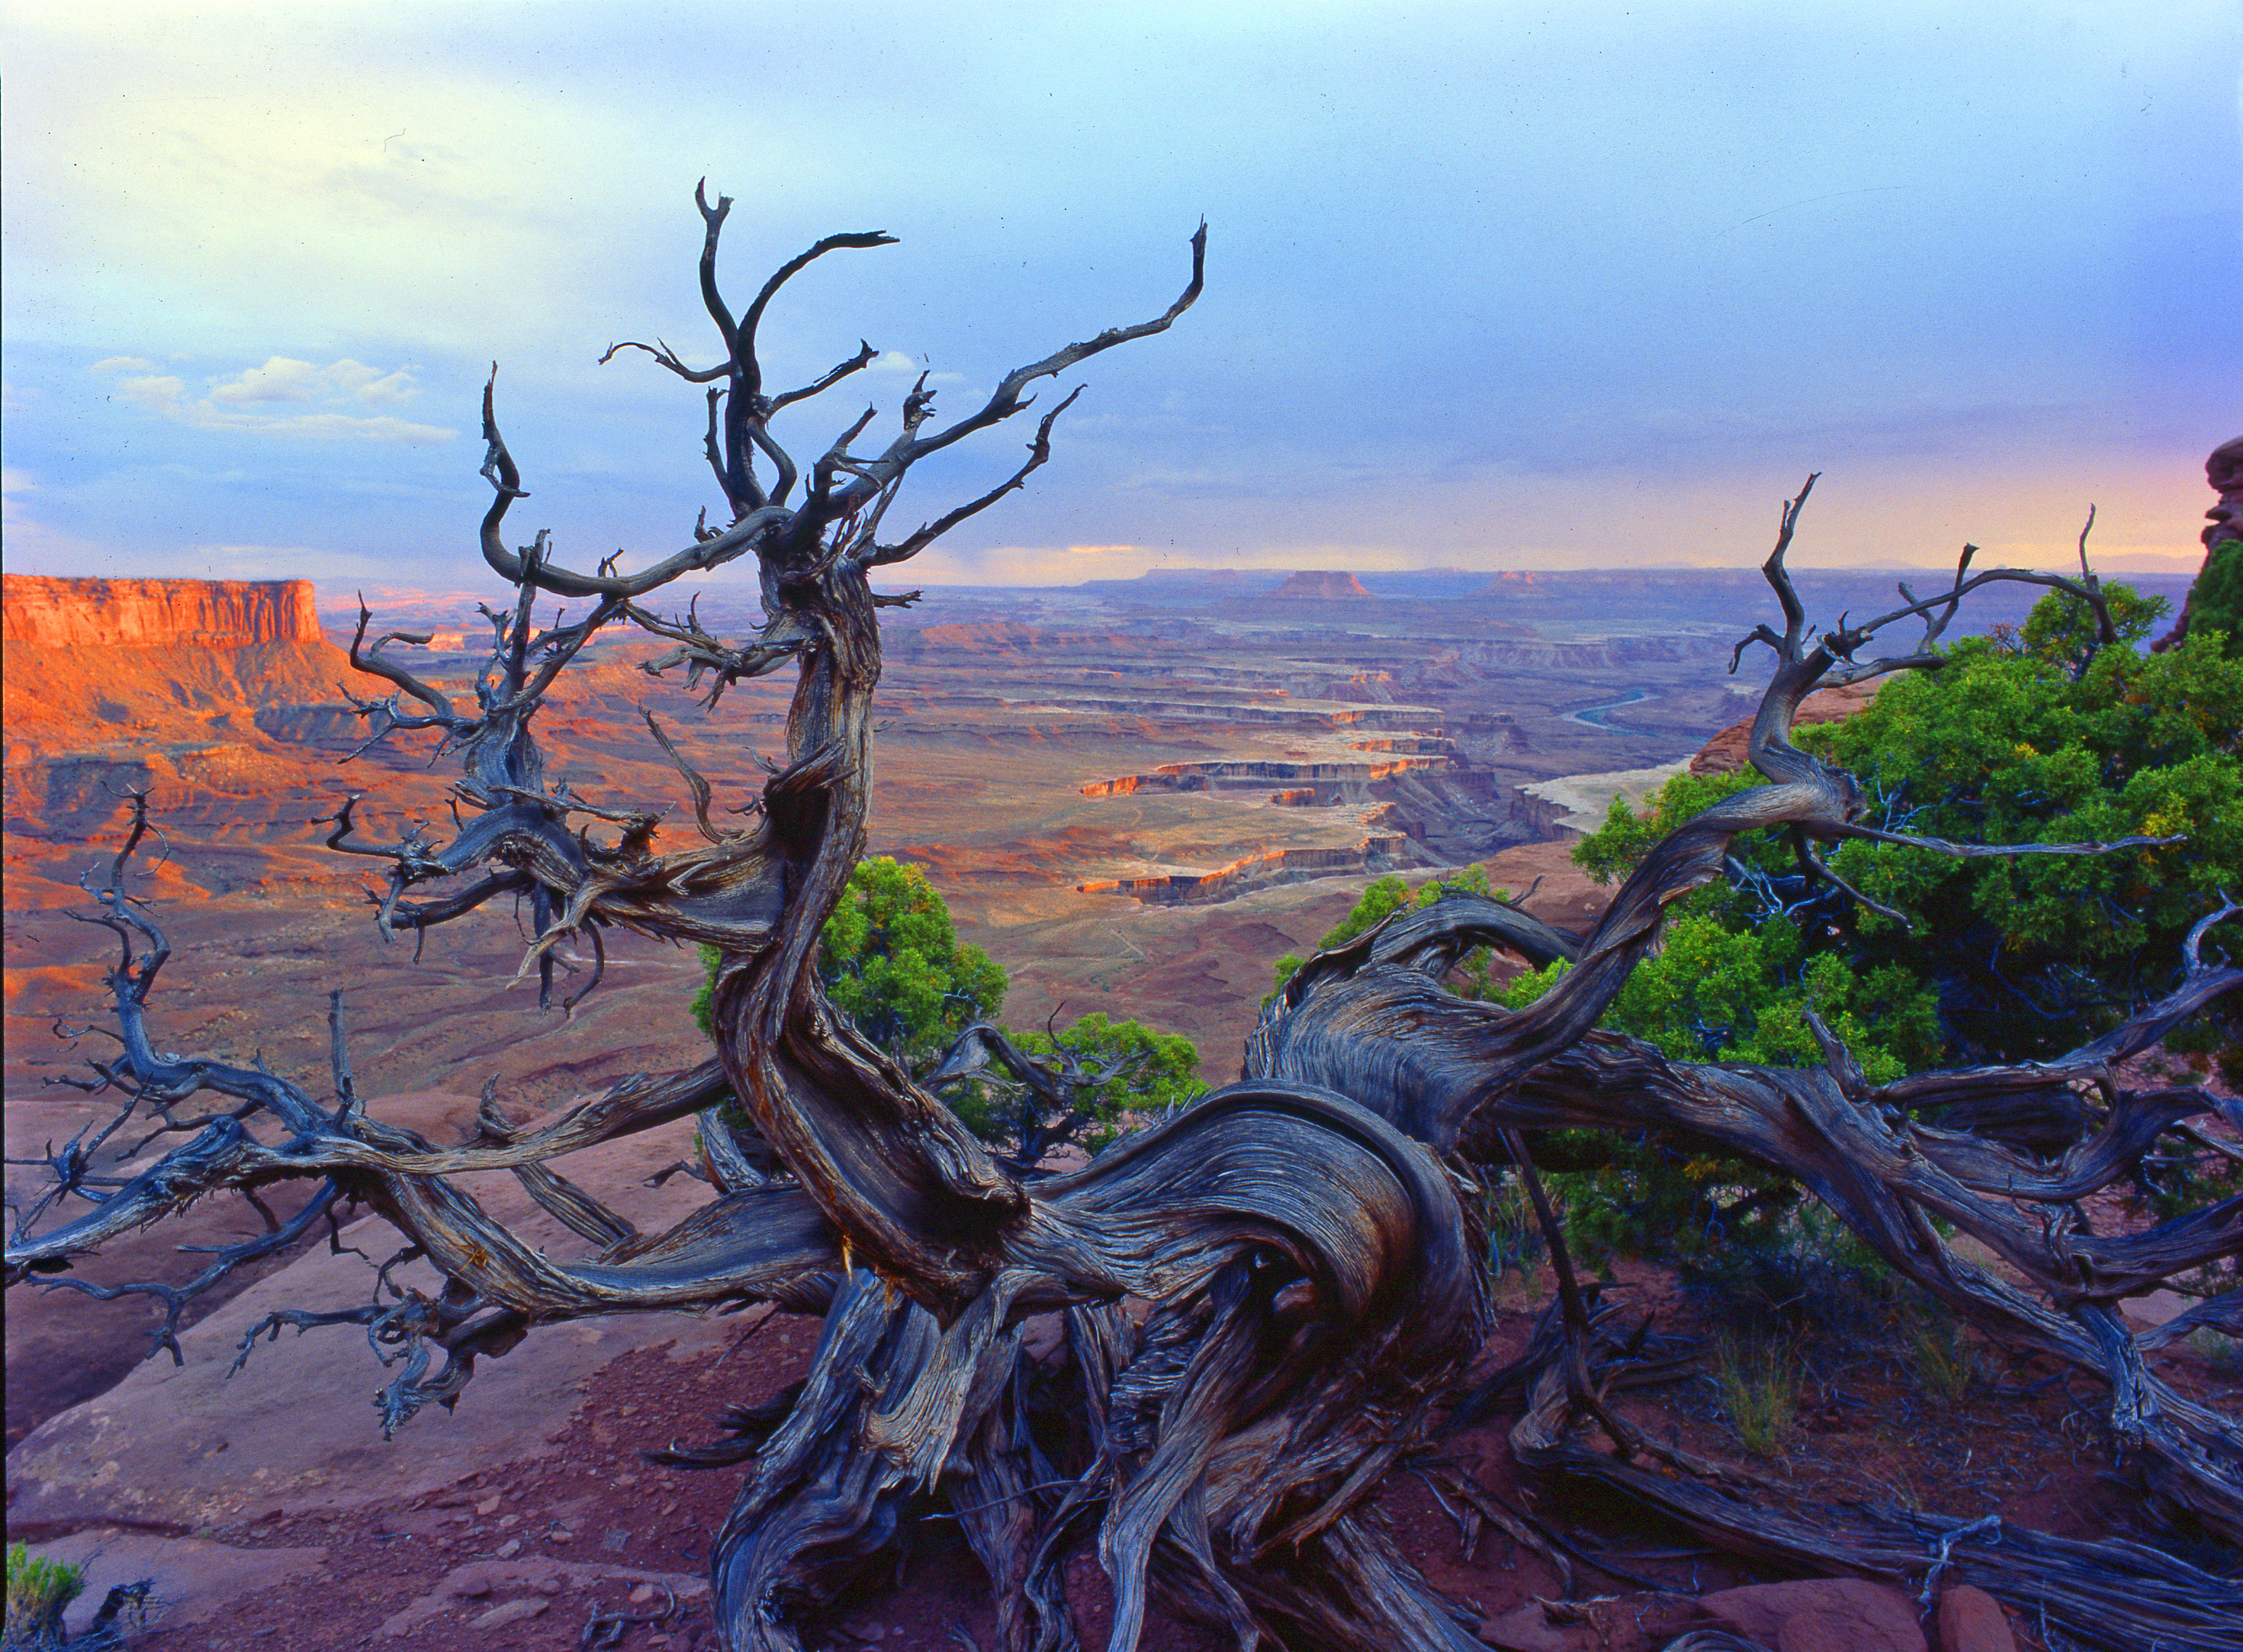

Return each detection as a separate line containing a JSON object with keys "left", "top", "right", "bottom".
{"left": 735, "top": 235, "right": 897, "bottom": 405}
{"left": 863, "top": 386, "right": 1087, "bottom": 568}
{"left": 824, "top": 221, "right": 1206, "bottom": 524}
{"left": 769, "top": 340, "right": 880, "bottom": 414}
{"left": 480, "top": 369, "right": 789, "bottom": 600}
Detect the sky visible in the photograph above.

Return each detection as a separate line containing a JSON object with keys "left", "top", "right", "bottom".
{"left": 4, "top": 0, "right": 2239, "bottom": 602}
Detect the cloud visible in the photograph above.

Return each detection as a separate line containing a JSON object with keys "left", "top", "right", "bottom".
{"left": 114, "top": 374, "right": 187, "bottom": 410}
{"left": 205, "top": 355, "right": 425, "bottom": 407}
{"left": 90, "top": 356, "right": 153, "bottom": 374}
{"left": 207, "top": 357, "right": 324, "bottom": 404}
{"left": 104, "top": 356, "right": 455, "bottom": 444}
{"left": 866, "top": 351, "right": 970, "bottom": 388}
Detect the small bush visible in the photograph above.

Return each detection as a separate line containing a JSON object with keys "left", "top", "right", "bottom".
{"left": 5, "top": 1545, "right": 84, "bottom": 1650}
{"left": 1903, "top": 1308, "right": 1984, "bottom": 1403}
{"left": 695, "top": 859, "right": 1203, "bottom": 1164}
{"left": 2188, "top": 536, "right": 2243, "bottom": 659}
{"left": 1712, "top": 1331, "right": 1799, "bottom": 1456}
{"left": 1481, "top": 1171, "right": 1547, "bottom": 1298}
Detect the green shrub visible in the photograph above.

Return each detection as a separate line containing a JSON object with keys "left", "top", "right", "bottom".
{"left": 2188, "top": 536, "right": 2243, "bottom": 659}
{"left": 695, "top": 856, "right": 1005, "bottom": 1058}
{"left": 695, "top": 858, "right": 1202, "bottom": 1164}
{"left": 1574, "top": 582, "right": 2240, "bottom": 1072}
{"left": 1267, "top": 864, "right": 1505, "bottom": 1004}
{"left": 1278, "top": 589, "right": 2240, "bottom": 1269}
{"left": 998, "top": 1011, "right": 1205, "bottom": 1153}
{"left": 1712, "top": 1331, "right": 1798, "bottom": 1455}
{"left": 5, "top": 1545, "right": 85, "bottom": 1651}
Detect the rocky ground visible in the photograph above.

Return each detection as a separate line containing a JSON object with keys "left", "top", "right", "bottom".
{"left": 15, "top": 1084, "right": 2224, "bottom": 1652}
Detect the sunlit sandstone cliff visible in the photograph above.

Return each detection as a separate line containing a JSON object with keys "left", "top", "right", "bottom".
{"left": 2, "top": 576, "right": 365, "bottom": 846}
{"left": 2, "top": 577, "right": 351, "bottom": 721}
{"left": 3, "top": 577, "right": 323, "bottom": 649}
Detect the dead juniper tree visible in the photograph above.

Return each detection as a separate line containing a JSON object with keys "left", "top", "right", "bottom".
{"left": 7, "top": 189, "right": 2241, "bottom": 1652}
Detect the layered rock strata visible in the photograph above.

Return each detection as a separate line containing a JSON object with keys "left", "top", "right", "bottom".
{"left": 3, "top": 576, "right": 322, "bottom": 648}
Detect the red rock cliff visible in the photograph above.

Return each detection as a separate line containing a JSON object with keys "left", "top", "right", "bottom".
{"left": 2, "top": 577, "right": 322, "bottom": 649}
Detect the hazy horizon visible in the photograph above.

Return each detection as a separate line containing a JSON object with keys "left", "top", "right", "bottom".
{"left": 5, "top": 2, "right": 2237, "bottom": 592}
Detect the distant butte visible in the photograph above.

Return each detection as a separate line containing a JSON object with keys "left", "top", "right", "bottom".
{"left": 1267, "top": 570, "right": 1377, "bottom": 600}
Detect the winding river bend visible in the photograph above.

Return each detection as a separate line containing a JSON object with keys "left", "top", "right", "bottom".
{"left": 1561, "top": 684, "right": 1658, "bottom": 734}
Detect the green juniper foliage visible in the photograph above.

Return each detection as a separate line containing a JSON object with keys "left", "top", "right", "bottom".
{"left": 1267, "top": 864, "right": 1502, "bottom": 1004}
{"left": 986, "top": 1012, "right": 1204, "bottom": 1152}
{"left": 694, "top": 856, "right": 1005, "bottom": 1054}
{"left": 1568, "top": 581, "right": 2240, "bottom": 1080}
{"left": 1800, "top": 584, "right": 2241, "bottom": 1077}
{"left": 2187, "top": 536, "right": 2243, "bottom": 660}
{"left": 1276, "top": 585, "right": 2241, "bottom": 1266}
{"left": 698, "top": 858, "right": 1202, "bottom": 1162}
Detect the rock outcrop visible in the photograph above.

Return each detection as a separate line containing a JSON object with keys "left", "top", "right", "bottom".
{"left": 1076, "top": 832, "right": 1419, "bottom": 903}
{"left": 1080, "top": 755, "right": 1449, "bottom": 798}
{"left": 2, "top": 576, "right": 322, "bottom": 648}
{"left": 2154, "top": 433, "right": 2243, "bottom": 653}
{"left": 2200, "top": 435, "right": 2243, "bottom": 555}
{"left": 2, "top": 575, "right": 367, "bottom": 846}
{"left": 1268, "top": 570, "right": 1376, "bottom": 600}
{"left": 1688, "top": 679, "right": 1880, "bottom": 777}
{"left": 4, "top": 1095, "right": 731, "bottom": 1534}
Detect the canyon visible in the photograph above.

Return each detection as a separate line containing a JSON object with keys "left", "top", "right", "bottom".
{"left": 9, "top": 563, "right": 2187, "bottom": 1445}
{"left": 4, "top": 561, "right": 2193, "bottom": 1141}
{"left": 1, "top": 565, "right": 2219, "bottom": 1652}
{"left": 0, "top": 563, "right": 1809, "bottom": 1448}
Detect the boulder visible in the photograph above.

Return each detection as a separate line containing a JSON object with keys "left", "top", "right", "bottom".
{"left": 1696, "top": 1578, "right": 1926, "bottom": 1652}
{"left": 1933, "top": 1585, "right": 2017, "bottom": 1652}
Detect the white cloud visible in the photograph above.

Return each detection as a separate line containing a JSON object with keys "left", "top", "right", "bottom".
{"left": 207, "top": 356, "right": 427, "bottom": 407}
{"left": 90, "top": 355, "right": 154, "bottom": 374}
{"left": 351, "top": 369, "right": 422, "bottom": 407}
{"left": 114, "top": 373, "right": 187, "bottom": 410}
{"left": 866, "top": 351, "right": 970, "bottom": 388}
{"left": 208, "top": 356, "right": 323, "bottom": 404}
{"left": 105, "top": 356, "right": 454, "bottom": 444}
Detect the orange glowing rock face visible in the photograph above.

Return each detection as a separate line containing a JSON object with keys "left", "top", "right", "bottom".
{"left": 2, "top": 576, "right": 322, "bottom": 649}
